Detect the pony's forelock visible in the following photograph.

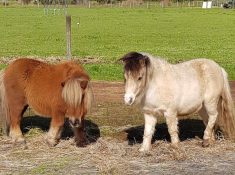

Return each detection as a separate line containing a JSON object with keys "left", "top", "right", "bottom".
{"left": 120, "top": 52, "right": 150, "bottom": 73}
{"left": 62, "top": 79, "right": 82, "bottom": 107}
{"left": 62, "top": 78, "right": 94, "bottom": 114}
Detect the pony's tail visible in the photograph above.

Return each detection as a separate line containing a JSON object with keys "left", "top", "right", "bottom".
{"left": 216, "top": 68, "right": 235, "bottom": 140}
{"left": 0, "top": 70, "right": 10, "bottom": 135}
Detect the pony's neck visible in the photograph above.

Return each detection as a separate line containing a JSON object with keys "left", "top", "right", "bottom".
{"left": 144, "top": 54, "right": 171, "bottom": 80}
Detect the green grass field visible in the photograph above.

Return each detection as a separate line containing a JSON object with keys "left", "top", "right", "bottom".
{"left": 0, "top": 7, "right": 235, "bottom": 80}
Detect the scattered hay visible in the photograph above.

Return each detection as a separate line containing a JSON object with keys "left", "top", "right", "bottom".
{"left": 1, "top": 134, "right": 235, "bottom": 174}
{"left": 24, "top": 127, "right": 44, "bottom": 138}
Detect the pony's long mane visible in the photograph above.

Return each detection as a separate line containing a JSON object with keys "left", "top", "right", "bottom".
{"left": 84, "top": 82, "right": 94, "bottom": 113}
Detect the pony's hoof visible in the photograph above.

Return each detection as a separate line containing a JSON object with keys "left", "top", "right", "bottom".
{"left": 139, "top": 146, "right": 151, "bottom": 152}
{"left": 76, "top": 141, "right": 87, "bottom": 147}
{"left": 75, "top": 139, "right": 88, "bottom": 147}
{"left": 13, "top": 137, "right": 26, "bottom": 145}
{"left": 12, "top": 137, "right": 28, "bottom": 149}
{"left": 170, "top": 143, "right": 179, "bottom": 149}
{"left": 46, "top": 138, "right": 59, "bottom": 147}
{"left": 202, "top": 139, "right": 210, "bottom": 147}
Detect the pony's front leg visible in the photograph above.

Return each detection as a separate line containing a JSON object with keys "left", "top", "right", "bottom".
{"left": 73, "top": 118, "right": 87, "bottom": 147}
{"left": 139, "top": 113, "right": 157, "bottom": 152}
{"left": 46, "top": 114, "right": 64, "bottom": 147}
{"left": 165, "top": 112, "right": 179, "bottom": 146}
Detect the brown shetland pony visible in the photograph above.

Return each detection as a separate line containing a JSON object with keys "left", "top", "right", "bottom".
{"left": 0, "top": 58, "right": 93, "bottom": 147}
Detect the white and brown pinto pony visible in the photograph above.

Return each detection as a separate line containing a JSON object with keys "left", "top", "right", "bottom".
{"left": 0, "top": 58, "right": 93, "bottom": 147}
{"left": 120, "top": 52, "right": 235, "bottom": 152}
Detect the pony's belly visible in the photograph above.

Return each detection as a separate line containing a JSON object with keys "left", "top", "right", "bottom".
{"left": 177, "top": 103, "right": 202, "bottom": 116}
{"left": 31, "top": 108, "right": 50, "bottom": 118}
{"left": 177, "top": 84, "right": 203, "bottom": 116}
{"left": 27, "top": 98, "right": 52, "bottom": 117}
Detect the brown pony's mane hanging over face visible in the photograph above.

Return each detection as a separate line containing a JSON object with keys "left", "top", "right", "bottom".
{"left": 120, "top": 52, "right": 150, "bottom": 74}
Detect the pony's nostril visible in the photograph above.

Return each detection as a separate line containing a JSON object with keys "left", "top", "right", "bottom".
{"left": 124, "top": 94, "right": 135, "bottom": 105}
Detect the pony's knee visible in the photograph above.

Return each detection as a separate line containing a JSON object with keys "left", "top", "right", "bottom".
{"left": 144, "top": 114, "right": 157, "bottom": 135}
{"left": 166, "top": 117, "right": 179, "bottom": 143}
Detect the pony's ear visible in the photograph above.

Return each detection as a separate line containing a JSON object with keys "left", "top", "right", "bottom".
{"left": 118, "top": 56, "right": 126, "bottom": 63}
{"left": 139, "top": 55, "right": 150, "bottom": 67}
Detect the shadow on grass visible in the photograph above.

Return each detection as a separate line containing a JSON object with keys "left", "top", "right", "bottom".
{"left": 21, "top": 116, "right": 100, "bottom": 143}
{"left": 125, "top": 119, "right": 205, "bottom": 145}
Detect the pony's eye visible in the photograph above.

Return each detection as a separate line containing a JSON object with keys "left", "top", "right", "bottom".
{"left": 138, "top": 77, "right": 142, "bottom": 81}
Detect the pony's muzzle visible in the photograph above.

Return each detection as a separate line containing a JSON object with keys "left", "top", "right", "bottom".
{"left": 69, "top": 119, "right": 82, "bottom": 128}
{"left": 124, "top": 94, "right": 135, "bottom": 105}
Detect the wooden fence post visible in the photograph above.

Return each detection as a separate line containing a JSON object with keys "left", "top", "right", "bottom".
{"left": 66, "top": 15, "right": 72, "bottom": 60}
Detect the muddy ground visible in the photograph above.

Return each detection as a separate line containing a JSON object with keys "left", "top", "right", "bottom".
{"left": 0, "top": 81, "right": 235, "bottom": 174}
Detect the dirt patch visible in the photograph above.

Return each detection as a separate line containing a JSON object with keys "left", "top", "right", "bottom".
{"left": 0, "top": 81, "right": 235, "bottom": 174}
{"left": 91, "top": 81, "right": 235, "bottom": 103}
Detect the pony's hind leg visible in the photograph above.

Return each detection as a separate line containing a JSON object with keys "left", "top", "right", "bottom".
{"left": 165, "top": 112, "right": 179, "bottom": 146}
{"left": 202, "top": 100, "right": 219, "bottom": 147}
{"left": 9, "top": 104, "right": 27, "bottom": 144}
{"left": 46, "top": 112, "right": 64, "bottom": 147}
{"left": 139, "top": 113, "right": 157, "bottom": 152}
{"left": 198, "top": 105, "right": 216, "bottom": 142}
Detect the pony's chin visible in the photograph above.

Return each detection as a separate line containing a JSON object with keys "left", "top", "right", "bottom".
{"left": 126, "top": 98, "right": 141, "bottom": 106}
{"left": 125, "top": 101, "right": 135, "bottom": 106}
{"left": 124, "top": 94, "right": 142, "bottom": 105}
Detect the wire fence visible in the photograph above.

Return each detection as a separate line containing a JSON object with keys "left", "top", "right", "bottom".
{"left": 1, "top": 0, "right": 228, "bottom": 8}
